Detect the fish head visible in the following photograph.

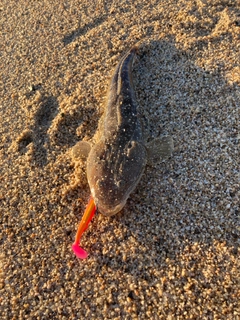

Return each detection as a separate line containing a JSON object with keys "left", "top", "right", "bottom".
{"left": 86, "top": 139, "right": 147, "bottom": 216}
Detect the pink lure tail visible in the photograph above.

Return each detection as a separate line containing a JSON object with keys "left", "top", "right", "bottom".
{"left": 72, "top": 197, "right": 96, "bottom": 259}
{"left": 72, "top": 243, "right": 89, "bottom": 259}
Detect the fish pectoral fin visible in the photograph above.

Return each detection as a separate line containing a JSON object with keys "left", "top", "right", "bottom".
{"left": 146, "top": 135, "right": 174, "bottom": 164}
{"left": 72, "top": 141, "right": 91, "bottom": 161}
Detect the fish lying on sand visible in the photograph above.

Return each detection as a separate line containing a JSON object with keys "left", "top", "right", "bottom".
{"left": 72, "top": 46, "right": 173, "bottom": 216}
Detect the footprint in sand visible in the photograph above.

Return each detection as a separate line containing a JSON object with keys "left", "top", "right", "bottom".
{"left": 15, "top": 87, "right": 98, "bottom": 167}
{"left": 15, "top": 91, "right": 59, "bottom": 166}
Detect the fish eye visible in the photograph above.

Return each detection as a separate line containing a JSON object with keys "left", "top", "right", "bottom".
{"left": 128, "top": 141, "right": 136, "bottom": 149}
{"left": 97, "top": 179, "right": 106, "bottom": 189}
{"left": 116, "top": 180, "right": 125, "bottom": 188}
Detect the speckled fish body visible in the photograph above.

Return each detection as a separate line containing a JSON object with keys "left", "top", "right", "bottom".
{"left": 87, "top": 47, "right": 147, "bottom": 216}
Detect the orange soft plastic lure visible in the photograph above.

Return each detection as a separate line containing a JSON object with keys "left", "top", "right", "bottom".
{"left": 72, "top": 197, "right": 96, "bottom": 259}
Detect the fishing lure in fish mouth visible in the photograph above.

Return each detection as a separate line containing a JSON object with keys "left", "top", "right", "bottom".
{"left": 72, "top": 197, "right": 96, "bottom": 259}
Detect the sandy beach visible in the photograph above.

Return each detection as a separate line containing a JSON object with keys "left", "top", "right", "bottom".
{"left": 1, "top": 0, "right": 239, "bottom": 319}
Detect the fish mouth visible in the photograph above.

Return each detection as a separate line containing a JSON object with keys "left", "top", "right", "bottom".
{"left": 96, "top": 200, "right": 126, "bottom": 216}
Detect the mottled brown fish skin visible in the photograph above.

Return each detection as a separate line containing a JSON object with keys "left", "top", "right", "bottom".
{"left": 87, "top": 47, "right": 147, "bottom": 216}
